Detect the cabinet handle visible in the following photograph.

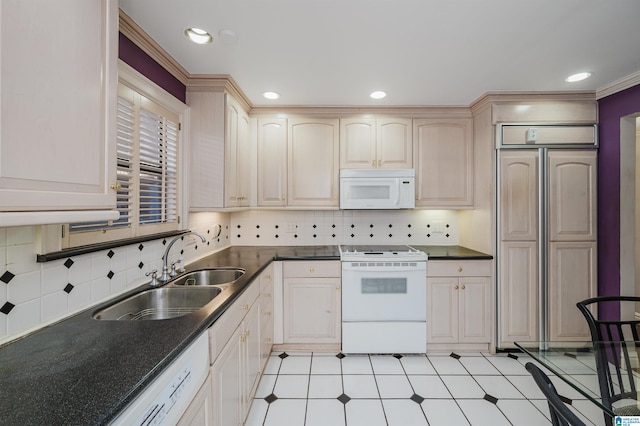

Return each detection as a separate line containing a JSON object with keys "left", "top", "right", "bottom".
{"left": 458, "top": 267, "right": 463, "bottom": 272}
{"left": 246, "top": 330, "right": 251, "bottom": 336}
{"left": 309, "top": 267, "right": 315, "bottom": 273}
{"left": 110, "top": 182, "right": 122, "bottom": 191}
{"left": 241, "top": 335, "right": 246, "bottom": 342}
{"left": 454, "top": 285, "right": 459, "bottom": 289}
{"left": 241, "top": 304, "right": 249, "bottom": 310}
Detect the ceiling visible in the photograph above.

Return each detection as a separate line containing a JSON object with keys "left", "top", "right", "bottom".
{"left": 119, "top": 0, "right": 640, "bottom": 107}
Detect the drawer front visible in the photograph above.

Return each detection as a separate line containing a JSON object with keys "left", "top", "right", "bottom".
{"left": 209, "top": 282, "right": 260, "bottom": 363}
{"left": 260, "top": 264, "right": 274, "bottom": 294}
{"left": 427, "top": 260, "right": 492, "bottom": 277}
{"left": 283, "top": 260, "right": 341, "bottom": 278}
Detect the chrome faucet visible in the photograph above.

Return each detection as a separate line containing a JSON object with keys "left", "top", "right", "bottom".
{"left": 160, "top": 231, "right": 207, "bottom": 282}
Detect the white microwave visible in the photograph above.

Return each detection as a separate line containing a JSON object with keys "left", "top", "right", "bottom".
{"left": 339, "top": 169, "right": 415, "bottom": 209}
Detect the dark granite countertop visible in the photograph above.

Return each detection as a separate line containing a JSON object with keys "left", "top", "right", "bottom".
{"left": 0, "top": 244, "right": 488, "bottom": 425}
{"left": 412, "top": 245, "right": 493, "bottom": 260}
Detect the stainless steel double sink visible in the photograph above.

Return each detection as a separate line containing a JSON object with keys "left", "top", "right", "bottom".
{"left": 93, "top": 268, "right": 245, "bottom": 321}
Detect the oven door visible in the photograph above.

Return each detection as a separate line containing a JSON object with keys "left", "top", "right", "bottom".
{"left": 341, "top": 261, "right": 426, "bottom": 321}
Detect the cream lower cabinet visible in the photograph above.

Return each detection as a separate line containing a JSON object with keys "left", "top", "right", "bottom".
{"left": 179, "top": 373, "right": 214, "bottom": 426}
{"left": 208, "top": 267, "right": 273, "bottom": 426}
{"left": 282, "top": 261, "right": 341, "bottom": 347}
{"left": 427, "top": 261, "right": 492, "bottom": 352}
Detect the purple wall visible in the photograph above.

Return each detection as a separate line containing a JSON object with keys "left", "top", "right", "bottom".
{"left": 598, "top": 83, "right": 640, "bottom": 319}
{"left": 118, "top": 33, "right": 186, "bottom": 103}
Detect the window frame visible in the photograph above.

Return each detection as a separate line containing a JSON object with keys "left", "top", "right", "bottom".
{"left": 63, "top": 61, "right": 190, "bottom": 248}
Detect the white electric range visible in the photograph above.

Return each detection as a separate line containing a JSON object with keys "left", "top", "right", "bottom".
{"left": 339, "top": 245, "right": 428, "bottom": 354}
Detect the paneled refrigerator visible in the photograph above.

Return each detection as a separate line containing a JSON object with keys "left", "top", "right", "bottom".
{"left": 496, "top": 124, "right": 598, "bottom": 348}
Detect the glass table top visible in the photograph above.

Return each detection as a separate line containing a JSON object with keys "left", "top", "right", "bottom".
{"left": 515, "top": 341, "right": 640, "bottom": 419}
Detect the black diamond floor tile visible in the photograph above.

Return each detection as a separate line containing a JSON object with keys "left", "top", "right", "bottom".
{"left": 278, "top": 352, "right": 289, "bottom": 359}
{"left": 483, "top": 393, "right": 499, "bottom": 404}
{"left": 264, "top": 393, "right": 278, "bottom": 404}
{"left": 410, "top": 393, "right": 425, "bottom": 404}
{"left": 337, "top": 393, "right": 351, "bottom": 404}
{"left": 336, "top": 353, "right": 346, "bottom": 359}
{"left": 450, "top": 352, "right": 461, "bottom": 359}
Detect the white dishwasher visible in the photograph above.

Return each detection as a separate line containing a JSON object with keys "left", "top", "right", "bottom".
{"left": 110, "top": 332, "right": 209, "bottom": 426}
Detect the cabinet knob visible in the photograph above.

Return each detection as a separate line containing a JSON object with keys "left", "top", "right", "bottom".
{"left": 336, "top": 286, "right": 340, "bottom": 290}
{"left": 458, "top": 267, "right": 463, "bottom": 272}
{"left": 309, "top": 267, "right": 315, "bottom": 273}
{"left": 282, "top": 196, "right": 286, "bottom": 201}
{"left": 461, "top": 285, "right": 466, "bottom": 290}
{"left": 454, "top": 285, "right": 459, "bottom": 289}
{"left": 241, "top": 304, "right": 249, "bottom": 310}
{"left": 110, "top": 182, "right": 122, "bottom": 191}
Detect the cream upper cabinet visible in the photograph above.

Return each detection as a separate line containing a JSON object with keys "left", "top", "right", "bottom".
{"left": 288, "top": 118, "right": 339, "bottom": 207}
{"left": 0, "top": 0, "right": 118, "bottom": 213}
{"left": 414, "top": 118, "right": 473, "bottom": 208}
{"left": 225, "top": 95, "right": 251, "bottom": 207}
{"left": 340, "top": 118, "right": 412, "bottom": 169}
{"left": 187, "top": 91, "right": 250, "bottom": 209}
{"left": 257, "top": 118, "right": 287, "bottom": 206}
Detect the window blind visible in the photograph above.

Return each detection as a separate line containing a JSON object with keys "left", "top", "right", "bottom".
{"left": 69, "top": 83, "right": 179, "bottom": 241}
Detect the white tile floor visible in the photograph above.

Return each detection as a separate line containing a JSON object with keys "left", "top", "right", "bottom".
{"left": 245, "top": 351, "right": 607, "bottom": 426}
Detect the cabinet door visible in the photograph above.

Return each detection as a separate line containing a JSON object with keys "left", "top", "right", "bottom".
{"left": 225, "top": 98, "right": 240, "bottom": 207}
{"left": 499, "top": 241, "right": 538, "bottom": 347}
{"left": 288, "top": 119, "right": 339, "bottom": 207}
{"left": 459, "top": 277, "right": 491, "bottom": 343}
{"left": 211, "top": 326, "right": 242, "bottom": 426}
{"left": 283, "top": 277, "right": 341, "bottom": 343}
{"left": 260, "top": 268, "right": 275, "bottom": 371}
{"left": 188, "top": 91, "right": 225, "bottom": 209}
{"left": 257, "top": 118, "right": 287, "bottom": 206}
{"left": 499, "top": 151, "right": 538, "bottom": 241}
{"left": 548, "top": 241, "right": 597, "bottom": 341}
{"left": 243, "top": 303, "right": 261, "bottom": 416}
{"left": 548, "top": 150, "right": 597, "bottom": 241}
{"left": 340, "top": 118, "right": 376, "bottom": 168}
{"left": 377, "top": 118, "right": 412, "bottom": 169}
{"left": 0, "top": 0, "right": 117, "bottom": 211}
{"left": 236, "top": 109, "right": 251, "bottom": 206}
{"left": 427, "top": 277, "right": 458, "bottom": 343}
{"left": 178, "top": 373, "right": 213, "bottom": 426}
{"left": 414, "top": 118, "right": 473, "bottom": 208}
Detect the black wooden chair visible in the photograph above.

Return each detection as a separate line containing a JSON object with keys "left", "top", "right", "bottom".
{"left": 576, "top": 296, "right": 640, "bottom": 426}
{"left": 525, "top": 362, "right": 586, "bottom": 426}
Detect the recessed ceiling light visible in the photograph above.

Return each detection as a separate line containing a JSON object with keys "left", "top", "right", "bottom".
{"left": 263, "top": 91, "right": 280, "bottom": 100}
{"left": 370, "top": 91, "right": 387, "bottom": 99}
{"left": 184, "top": 27, "right": 213, "bottom": 45}
{"left": 565, "top": 72, "right": 592, "bottom": 83}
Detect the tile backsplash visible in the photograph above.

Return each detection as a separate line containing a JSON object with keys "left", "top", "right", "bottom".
{"left": 0, "top": 209, "right": 458, "bottom": 343}
{"left": 0, "top": 212, "right": 230, "bottom": 344}
{"left": 230, "top": 210, "right": 459, "bottom": 246}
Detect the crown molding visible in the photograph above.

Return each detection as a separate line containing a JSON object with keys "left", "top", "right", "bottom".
{"left": 186, "top": 75, "right": 253, "bottom": 111}
{"left": 249, "top": 105, "right": 472, "bottom": 117}
{"left": 596, "top": 71, "right": 640, "bottom": 100}
{"left": 119, "top": 10, "right": 190, "bottom": 86}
